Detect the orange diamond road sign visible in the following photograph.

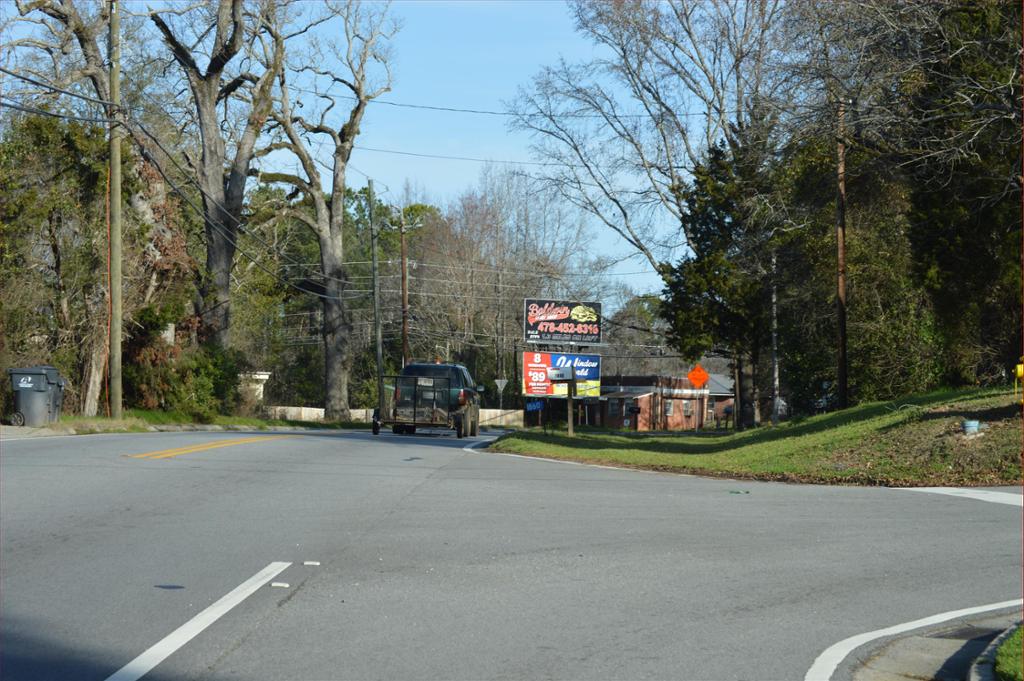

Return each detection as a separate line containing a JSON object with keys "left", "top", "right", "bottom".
{"left": 687, "top": 364, "right": 709, "bottom": 389}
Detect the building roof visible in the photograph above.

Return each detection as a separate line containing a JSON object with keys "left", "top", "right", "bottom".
{"left": 602, "top": 373, "right": 734, "bottom": 396}
{"left": 601, "top": 391, "right": 653, "bottom": 400}
{"left": 706, "top": 373, "right": 734, "bottom": 396}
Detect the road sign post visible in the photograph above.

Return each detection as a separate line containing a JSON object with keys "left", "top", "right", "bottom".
{"left": 687, "top": 364, "right": 709, "bottom": 430}
{"left": 495, "top": 378, "right": 508, "bottom": 411}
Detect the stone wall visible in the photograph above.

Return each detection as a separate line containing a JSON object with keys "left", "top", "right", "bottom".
{"left": 264, "top": 406, "right": 522, "bottom": 428}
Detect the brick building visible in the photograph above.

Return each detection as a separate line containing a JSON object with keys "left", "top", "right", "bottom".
{"left": 597, "top": 373, "right": 735, "bottom": 432}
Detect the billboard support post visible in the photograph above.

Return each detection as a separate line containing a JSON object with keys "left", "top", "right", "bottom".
{"left": 566, "top": 365, "right": 575, "bottom": 438}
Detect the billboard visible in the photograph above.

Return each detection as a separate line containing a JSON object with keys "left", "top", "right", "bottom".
{"left": 524, "top": 299, "right": 602, "bottom": 345}
{"left": 522, "top": 352, "right": 601, "bottom": 398}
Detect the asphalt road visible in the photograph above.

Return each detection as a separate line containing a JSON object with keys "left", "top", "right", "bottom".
{"left": 1, "top": 429, "right": 1020, "bottom": 681}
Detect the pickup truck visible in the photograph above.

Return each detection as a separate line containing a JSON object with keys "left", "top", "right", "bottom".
{"left": 373, "top": 362, "right": 483, "bottom": 438}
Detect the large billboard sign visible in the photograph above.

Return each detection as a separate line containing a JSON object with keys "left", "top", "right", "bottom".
{"left": 524, "top": 299, "right": 602, "bottom": 345}
{"left": 522, "top": 352, "right": 601, "bottom": 398}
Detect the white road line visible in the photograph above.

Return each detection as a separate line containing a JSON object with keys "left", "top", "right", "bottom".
{"left": 899, "top": 487, "right": 1023, "bottom": 507}
{"left": 104, "top": 561, "right": 291, "bottom": 681}
{"left": 804, "top": 599, "right": 1023, "bottom": 681}
{"left": 463, "top": 441, "right": 668, "bottom": 473}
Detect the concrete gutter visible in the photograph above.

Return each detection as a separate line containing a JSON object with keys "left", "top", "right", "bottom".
{"left": 969, "top": 622, "right": 1021, "bottom": 681}
{"left": 851, "top": 610, "right": 1021, "bottom": 681}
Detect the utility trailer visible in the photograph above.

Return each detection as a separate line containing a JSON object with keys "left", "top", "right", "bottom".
{"left": 372, "top": 363, "right": 481, "bottom": 438}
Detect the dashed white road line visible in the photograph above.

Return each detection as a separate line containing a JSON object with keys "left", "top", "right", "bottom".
{"left": 804, "top": 599, "right": 1023, "bottom": 681}
{"left": 104, "top": 561, "right": 291, "bottom": 681}
{"left": 899, "top": 487, "right": 1023, "bottom": 507}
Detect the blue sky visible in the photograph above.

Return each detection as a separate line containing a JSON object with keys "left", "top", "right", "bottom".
{"left": 336, "top": 0, "right": 667, "bottom": 295}
{"left": 350, "top": 1, "right": 596, "bottom": 199}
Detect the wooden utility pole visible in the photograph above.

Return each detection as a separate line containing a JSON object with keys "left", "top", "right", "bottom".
{"left": 399, "top": 209, "right": 410, "bottom": 366}
{"left": 771, "top": 250, "right": 780, "bottom": 426}
{"left": 369, "top": 180, "right": 384, "bottom": 421}
{"left": 835, "top": 99, "right": 849, "bottom": 410}
{"left": 108, "top": 0, "right": 122, "bottom": 419}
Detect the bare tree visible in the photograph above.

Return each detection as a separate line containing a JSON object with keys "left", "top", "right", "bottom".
{"left": 781, "top": 0, "right": 1021, "bottom": 190}
{"left": 8, "top": 0, "right": 288, "bottom": 349}
{"left": 255, "top": 0, "right": 396, "bottom": 420}
{"left": 510, "top": 0, "right": 787, "bottom": 270}
{"left": 149, "top": 0, "right": 284, "bottom": 346}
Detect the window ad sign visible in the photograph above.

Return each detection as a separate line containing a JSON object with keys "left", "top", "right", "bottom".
{"left": 522, "top": 352, "right": 601, "bottom": 397}
{"left": 523, "top": 299, "right": 602, "bottom": 345}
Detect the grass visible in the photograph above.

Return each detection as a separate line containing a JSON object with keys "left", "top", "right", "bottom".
{"left": 126, "top": 409, "right": 371, "bottom": 430}
{"left": 38, "top": 409, "right": 372, "bottom": 434}
{"left": 995, "top": 625, "right": 1022, "bottom": 681}
{"left": 490, "top": 387, "right": 1022, "bottom": 486}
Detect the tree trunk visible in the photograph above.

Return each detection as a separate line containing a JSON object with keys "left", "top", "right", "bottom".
{"left": 195, "top": 81, "right": 237, "bottom": 347}
{"left": 200, "top": 201, "right": 236, "bottom": 346}
{"left": 81, "top": 337, "right": 108, "bottom": 417}
{"left": 750, "top": 340, "right": 763, "bottom": 426}
{"left": 322, "top": 243, "right": 353, "bottom": 421}
{"left": 733, "top": 353, "right": 744, "bottom": 431}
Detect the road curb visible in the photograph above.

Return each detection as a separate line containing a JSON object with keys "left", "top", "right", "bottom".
{"left": 2, "top": 423, "right": 360, "bottom": 439}
{"left": 968, "top": 621, "right": 1021, "bottom": 681}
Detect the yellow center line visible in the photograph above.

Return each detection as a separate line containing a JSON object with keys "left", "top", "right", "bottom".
{"left": 128, "top": 435, "right": 295, "bottom": 460}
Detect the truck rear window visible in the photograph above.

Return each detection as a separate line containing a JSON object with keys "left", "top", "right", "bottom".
{"left": 401, "top": 366, "right": 451, "bottom": 378}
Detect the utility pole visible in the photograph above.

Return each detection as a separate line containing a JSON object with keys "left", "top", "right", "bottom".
{"left": 108, "top": 0, "right": 122, "bottom": 420}
{"left": 835, "top": 99, "right": 849, "bottom": 410}
{"left": 771, "top": 250, "right": 780, "bottom": 426}
{"left": 369, "top": 180, "right": 384, "bottom": 422}
{"left": 497, "top": 268, "right": 504, "bottom": 378}
{"left": 399, "top": 209, "right": 410, "bottom": 366}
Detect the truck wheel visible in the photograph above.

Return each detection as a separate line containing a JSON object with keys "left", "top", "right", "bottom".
{"left": 455, "top": 416, "right": 464, "bottom": 439}
{"left": 372, "top": 421, "right": 380, "bottom": 435}
{"left": 11, "top": 412, "right": 25, "bottom": 427}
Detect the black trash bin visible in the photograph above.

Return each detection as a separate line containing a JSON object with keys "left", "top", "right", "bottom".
{"left": 39, "top": 366, "right": 66, "bottom": 423}
{"left": 7, "top": 366, "right": 64, "bottom": 427}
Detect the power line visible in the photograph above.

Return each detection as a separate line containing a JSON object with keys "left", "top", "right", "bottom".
{"left": 0, "top": 97, "right": 113, "bottom": 125}
{"left": 133, "top": 141, "right": 351, "bottom": 302}
{"left": 2, "top": 71, "right": 663, "bottom": 310}
{"left": 127, "top": 118, "right": 368, "bottom": 287}
{"left": 0, "top": 66, "right": 114, "bottom": 106}
{"left": 284, "top": 81, "right": 724, "bottom": 119}
{"left": 412, "top": 260, "right": 659, "bottom": 280}
{"left": 353, "top": 145, "right": 564, "bottom": 167}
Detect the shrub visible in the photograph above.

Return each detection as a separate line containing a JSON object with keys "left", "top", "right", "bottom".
{"left": 166, "top": 345, "right": 249, "bottom": 423}
{"left": 168, "top": 368, "right": 218, "bottom": 423}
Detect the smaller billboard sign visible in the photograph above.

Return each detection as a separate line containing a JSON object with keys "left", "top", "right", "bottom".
{"left": 524, "top": 299, "right": 602, "bottom": 345}
{"left": 522, "top": 352, "right": 601, "bottom": 398}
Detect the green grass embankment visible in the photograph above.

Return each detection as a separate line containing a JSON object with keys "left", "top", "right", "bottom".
{"left": 490, "top": 388, "right": 1021, "bottom": 486}
{"left": 41, "top": 409, "right": 370, "bottom": 434}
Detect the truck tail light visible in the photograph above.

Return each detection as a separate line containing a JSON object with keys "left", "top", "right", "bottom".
{"left": 458, "top": 389, "right": 466, "bottom": 406}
